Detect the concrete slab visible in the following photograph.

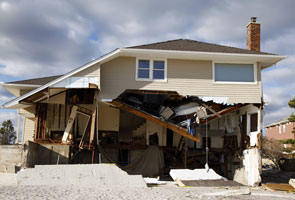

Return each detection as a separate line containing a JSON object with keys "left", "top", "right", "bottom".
{"left": 0, "top": 173, "right": 17, "bottom": 186}
{"left": 170, "top": 168, "right": 225, "bottom": 181}
{"left": 17, "top": 164, "right": 147, "bottom": 187}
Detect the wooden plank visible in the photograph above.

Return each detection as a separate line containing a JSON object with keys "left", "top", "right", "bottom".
{"left": 64, "top": 104, "right": 67, "bottom": 128}
{"left": 175, "top": 178, "right": 186, "bottom": 187}
{"left": 111, "top": 100, "right": 200, "bottom": 143}
{"left": 79, "top": 115, "right": 91, "bottom": 149}
{"left": 58, "top": 104, "right": 61, "bottom": 128}
{"left": 34, "top": 105, "right": 40, "bottom": 140}
{"left": 262, "top": 183, "right": 295, "bottom": 192}
{"left": 62, "top": 106, "right": 78, "bottom": 143}
{"left": 201, "top": 103, "right": 221, "bottom": 118}
{"left": 200, "top": 104, "right": 244, "bottom": 124}
{"left": 176, "top": 136, "right": 184, "bottom": 156}
{"left": 89, "top": 110, "right": 96, "bottom": 148}
{"left": 89, "top": 90, "right": 98, "bottom": 148}
{"left": 52, "top": 104, "right": 55, "bottom": 128}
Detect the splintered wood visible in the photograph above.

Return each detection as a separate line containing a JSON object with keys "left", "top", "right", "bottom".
{"left": 62, "top": 106, "right": 78, "bottom": 143}
{"left": 111, "top": 100, "right": 200, "bottom": 143}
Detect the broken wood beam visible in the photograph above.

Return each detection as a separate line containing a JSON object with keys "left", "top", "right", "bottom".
{"left": 201, "top": 103, "right": 221, "bottom": 118}
{"left": 62, "top": 106, "right": 78, "bottom": 143}
{"left": 111, "top": 100, "right": 200, "bottom": 142}
{"left": 58, "top": 104, "right": 61, "bottom": 128}
{"left": 176, "top": 136, "right": 184, "bottom": 156}
{"left": 200, "top": 104, "right": 245, "bottom": 124}
{"left": 89, "top": 89, "right": 99, "bottom": 149}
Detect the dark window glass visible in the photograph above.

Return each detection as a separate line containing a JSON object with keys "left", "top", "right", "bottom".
{"left": 250, "top": 113, "right": 258, "bottom": 132}
{"left": 215, "top": 63, "right": 254, "bottom": 82}
{"left": 153, "top": 61, "right": 164, "bottom": 69}
{"left": 153, "top": 70, "right": 164, "bottom": 79}
{"left": 138, "top": 60, "right": 149, "bottom": 69}
{"left": 138, "top": 69, "right": 149, "bottom": 79}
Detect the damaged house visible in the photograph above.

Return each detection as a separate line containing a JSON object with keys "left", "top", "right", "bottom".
{"left": 1, "top": 18, "right": 285, "bottom": 186}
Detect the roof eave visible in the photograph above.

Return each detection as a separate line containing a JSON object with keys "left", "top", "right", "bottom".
{"left": 121, "top": 48, "right": 285, "bottom": 67}
{"left": 2, "top": 48, "right": 122, "bottom": 109}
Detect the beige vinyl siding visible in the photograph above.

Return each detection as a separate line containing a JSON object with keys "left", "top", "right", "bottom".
{"left": 100, "top": 56, "right": 262, "bottom": 103}
{"left": 73, "top": 63, "right": 99, "bottom": 77}
{"left": 22, "top": 117, "right": 35, "bottom": 142}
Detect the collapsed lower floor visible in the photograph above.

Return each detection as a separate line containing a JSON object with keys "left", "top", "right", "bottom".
{"left": 16, "top": 89, "right": 263, "bottom": 186}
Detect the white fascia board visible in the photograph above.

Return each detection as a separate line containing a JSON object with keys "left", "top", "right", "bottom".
{"left": 120, "top": 48, "right": 285, "bottom": 68}
{"left": 1, "top": 83, "right": 41, "bottom": 87}
{"left": 1, "top": 83, "right": 41, "bottom": 97}
{"left": 2, "top": 48, "right": 121, "bottom": 109}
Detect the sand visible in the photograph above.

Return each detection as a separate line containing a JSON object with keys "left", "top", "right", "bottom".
{"left": 1, "top": 185, "right": 295, "bottom": 200}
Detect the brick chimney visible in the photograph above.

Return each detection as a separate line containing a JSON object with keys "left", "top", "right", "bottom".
{"left": 247, "top": 17, "right": 260, "bottom": 52}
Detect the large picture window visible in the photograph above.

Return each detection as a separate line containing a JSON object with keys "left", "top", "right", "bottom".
{"left": 214, "top": 63, "right": 255, "bottom": 83}
{"left": 136, "top": 59, "right": 166, "bottom": 81}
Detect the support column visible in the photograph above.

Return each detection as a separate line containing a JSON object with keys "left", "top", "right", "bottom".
{"left": 22, "top": 117, "right": 26, "bottom": 144}
{"left": 16, "top": 109, "right": 21, "bottom": 144}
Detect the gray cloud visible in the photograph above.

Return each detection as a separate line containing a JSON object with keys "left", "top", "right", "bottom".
{"left": 0, "top": 0, "right": 294, "bottom": 128}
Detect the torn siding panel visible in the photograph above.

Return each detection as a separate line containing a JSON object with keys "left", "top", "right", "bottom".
{"left": 100, "top": 56, "right": 262, "bottom": 104}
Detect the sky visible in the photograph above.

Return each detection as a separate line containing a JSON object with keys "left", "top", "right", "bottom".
{"left": 0, "top": 0, "right": 294, "bottom": 130}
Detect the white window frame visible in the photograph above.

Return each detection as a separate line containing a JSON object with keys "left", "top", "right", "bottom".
{"left": 279, "top": 125, "right": 282, "bottom": 134}
{"left": 212, "top": 61, "right": 257, "bottom": 84}
{"left": 136, "top": 58, "right": 167, "bottom": 82}
{"left": 247, "top": 112, "right": 259, "bottom": 134}
{"left": 283, "top": 124, "right": 286, "bottom": 133}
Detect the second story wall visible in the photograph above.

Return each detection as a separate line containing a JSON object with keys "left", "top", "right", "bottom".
{"left": 100, "top": 56, "right": 262, "bottom": 103}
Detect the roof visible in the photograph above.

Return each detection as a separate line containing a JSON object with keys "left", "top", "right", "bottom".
{"left": 6, "top": 75, "right": 62, "bottom": 86}
{"left": 128, "top": 39, "right": 274, "bottom": 55}
{"left": 265, "top": 116, "right": 290, "bottom": 128}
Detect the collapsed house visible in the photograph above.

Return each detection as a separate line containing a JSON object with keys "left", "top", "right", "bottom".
{"left": 1, "top": 18, "right": 285, "bottom": 186}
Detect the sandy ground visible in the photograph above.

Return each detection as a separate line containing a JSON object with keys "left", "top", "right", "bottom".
{"left": 0, "top": 184, "right": 294, "bottom": 200}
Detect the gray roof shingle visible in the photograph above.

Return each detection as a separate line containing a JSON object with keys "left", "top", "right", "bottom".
{"left": 128, "top": 39, "right": 274, "bottom": 55}
{"left": 6, "top": 75, "right": 62, "bottom": 86}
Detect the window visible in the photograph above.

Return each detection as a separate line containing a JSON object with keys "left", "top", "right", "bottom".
{"left": 214, "top": 63, "right": 255, "bottom": 83}
{"left": 136, "top": 59, "right": 166, "bottom": 81}
{"left": 153, "top": 61, "right": 165, "bottom": 80}
{"left": 137, "top": 60, "right": 150, "bottom": 79}
{"left": 283, "top": 124, "right": 286, "bottom": 133}
{"left": 279, "top": 125, "right": 282, "bottom": 134}
{"left": 250, "top": 113, "right": 258, "bottom": 132}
